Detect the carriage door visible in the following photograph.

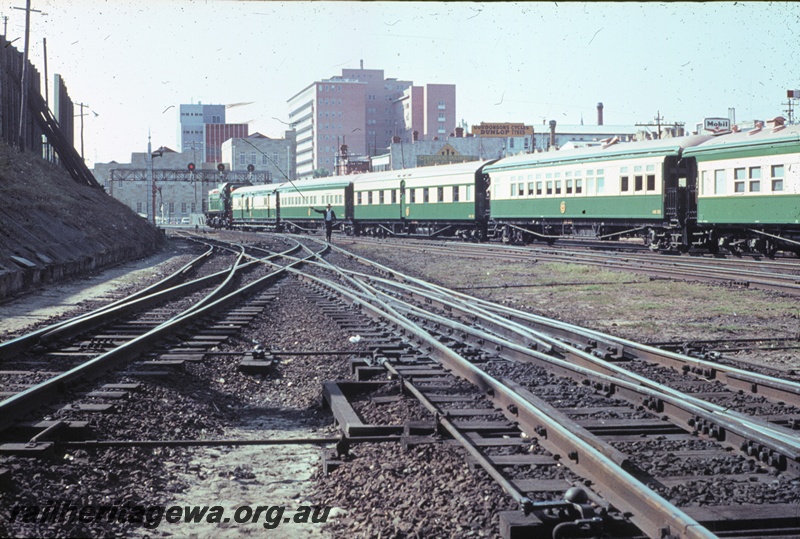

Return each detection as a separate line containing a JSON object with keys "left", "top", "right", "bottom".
{"left": 344, "top": 183, "right": 354, "bottom": 221}
{"left": 663, "top": 156, "right": 683, "bottom": 225}
{"left": 682, "top": 157, "right": 699, "bottom": 224}
{"left": 665, "top": 155, "right": 698, "bottom": 227}
{"left": 399, "top": 180, "right": 406, "bottom": 219}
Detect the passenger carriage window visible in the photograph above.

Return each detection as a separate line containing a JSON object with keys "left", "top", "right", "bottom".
{"left": 536, "top": 181, "right": 543, "bottom": 195}
{"left": 586, "top": 178, "right": 594, "bottom": 194}
{"left": 646, "top": 175, "right": 656, "bottom": 191}
{"left": 555, "top": 181, "right": 562, "bottom": 195}
{"left": 714, "top": 170, "right": 726, "bottom": 195}
{"left": 528, "top": 182, "right": 534, "bottom": 196}
{"left": 423, "top": 188, "right": 430, "bottom": 203}
{"left": 510, "top": 183, "right": 516, "bottom": 197}
{"left": 437, "top": 186, "right": 444, "bottom": 202}
{"left": 771, "top": 164, "right": 784, "bottom": 191}
{"left": 452, "top": 186, "right": 459, "bottom": 202}
{"left": 620, "top": 176, "right": 629, "bottom": 192}
{"left": 635, "top": 176, "right": 643, "bottom": 191}
{"left": 466, "top": 185, "right": 472, "bottom": 201}
{"left": 566, "top": 180, "right": 573, "bottom": 194}
{"left": 517, "top": 184, "right": 524, "bottom": 197}
{"left": 379, "top": 190, "right": 385, "bottom": 204}
{"left": 734, "top": 168, "right": 746, "bottom": 193}
{"left": 410, "top": 189, "right": 416, "bottom": 203}
{"left": 575, "top": 179, "right": 583, "bottom": 194}
{"left": 546, "top": 181, "right": 553, "bottom": 195}
{"left": 749, "top": 167, "right": 761, "bottom": 192}
{"left": 596, "top": 176, "right": 605, "bottom": 194}
{"left": 368, "top": 191, "right": 373, "bottom": 205}
{"left": 392, "top": 190, "right": 397, "bottom": 204}
{"left": 357, "top": 192, "right": 362, "bottom": 205}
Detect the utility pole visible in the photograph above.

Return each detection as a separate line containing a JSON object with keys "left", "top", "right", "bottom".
{"left": 148, "top": 134, "right": 163, "bottom": 225}
{"left": 784, "top": 90, "right": 798, "bottom": 125}
{"left": 42, "top": 37, "right": 47, "bottom": 107}
{"left": 13, "top": 0, "right": 42, "bottom": 151}
{"left": 636, "top": 111, "right": 685, "bottom": 139}
{"left": 75, "top": 103, "right": 90, "bottom": 160}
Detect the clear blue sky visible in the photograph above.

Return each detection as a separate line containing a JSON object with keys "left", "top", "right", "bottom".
{"left": 2, "top": 1, "right": 798, "bottom": 168}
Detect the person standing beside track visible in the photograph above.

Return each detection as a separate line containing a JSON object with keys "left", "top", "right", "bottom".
{"left": 310, "top": 203, "right": 336, "bottom": 242}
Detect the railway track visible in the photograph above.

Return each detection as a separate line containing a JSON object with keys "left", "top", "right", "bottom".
{"left": 342, "top": 236, "right": 800, "bottom": 295}
{"left": 281, "top": 235, "right": 800, "bottom": 538}
{"left": 2, "top": 232, "right": 798, "bottom": 538}
{"left": 0, "top": 238, "right": 310, "bottom": 436}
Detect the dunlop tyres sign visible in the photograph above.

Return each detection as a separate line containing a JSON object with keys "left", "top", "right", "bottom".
{"left": 471, "top": 123, "right": 533, "bottom": 137}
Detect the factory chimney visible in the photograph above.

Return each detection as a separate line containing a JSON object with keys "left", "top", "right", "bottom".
{"left": 549, "top": 120, "right": 557, "bottom": 149}
{"left": 597, "top": 102, "right": 604, "bottom": 126}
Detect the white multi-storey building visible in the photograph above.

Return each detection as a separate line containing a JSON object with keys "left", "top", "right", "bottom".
{"left": 288, "top": 62, "right": 455, "bottom": 178}
{"left": 178, "top": 103, "right": 225, "bottom": 161}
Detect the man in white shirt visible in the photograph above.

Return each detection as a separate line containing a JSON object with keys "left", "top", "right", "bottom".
{"left": 310, "top": 203, "right": 337, "bottom": 242}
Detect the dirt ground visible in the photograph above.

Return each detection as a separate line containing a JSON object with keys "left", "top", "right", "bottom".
{"left": 337, "top": 240, "right": 800, "bottom": 372}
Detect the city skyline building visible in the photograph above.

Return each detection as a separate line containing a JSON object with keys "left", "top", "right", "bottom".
{"left": 179, "top": 103, "right": 225, "bottom": 161}
{"left": 288, "top": 62, "right": 456, "bottom": 178}
{"left": 221, "top": 131, "right": 297, "bottom": 182}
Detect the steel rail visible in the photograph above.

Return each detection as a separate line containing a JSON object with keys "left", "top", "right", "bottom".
{"left": 345, "top": 276, "right": 800, "bottom": 468}
{"left": 345, "top": 236, "right": 800, "bottom": 288}
{"left": 0, "top": 246, "right": 215, "bottom": 359}
{"left": 284, "top": 260, "right": 717, "bottom": 539}
{"left": 320, "top": 239, "right": 800, "bottom": 410}
{"left": 56, "top": 437, "right": 345, "bottom": 448}
{"left": 0, "top": 243, "right": 322, "bottom": 433}
{"left": 0, "top": 244, "right": 303, "bottom": 361}
{"left": 382, "top": 361, "right": 536, "bottom": 512}
{"left": 460, "top": 292, "right": 800, "bottom": 409}
{"left": 327, "top": 240, "right": 800, "bottom": 414}
{"left": 300, "top": 240, "right": 800, "bottom": 467}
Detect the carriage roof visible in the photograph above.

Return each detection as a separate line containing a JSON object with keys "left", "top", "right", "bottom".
{"left": 484, "top": 134, "right": 713, "bottom": 173}
{"left": 682, "top": 124, "right": 800, "bottom": 159}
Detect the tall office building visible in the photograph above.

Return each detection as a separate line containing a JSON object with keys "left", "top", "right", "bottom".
{"left": 178, "top": 103, "right": 226, "bottom": 163}
{"left": 288, "top": 63, "right": 455, "bottom": 178}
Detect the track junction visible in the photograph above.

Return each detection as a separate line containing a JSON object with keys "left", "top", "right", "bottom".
{"left": 1, "top": 231, "right": 798, "bottom": 538}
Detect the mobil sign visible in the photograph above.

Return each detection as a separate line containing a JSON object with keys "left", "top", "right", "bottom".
{"left": 703, "top": 117, "right": 731, "bottom": 134}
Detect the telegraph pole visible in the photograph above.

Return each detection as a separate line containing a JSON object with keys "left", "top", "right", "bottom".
{"left": 148, "top": 134, "right": 163, "bottom": 225}
{"left": 13, "top": 0, "right": 42, "bottom": 151}
{"left": 42, "top": 37, "right": 47, "bottom": 107}
{"left": 636, "top": 111, "right": 685, "bottom": 139}
{"left": 784, "top": 90, "right": 798, "bottom": 125}
{"left": 75, "top": 103, "right": 90, "bottom": 160}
